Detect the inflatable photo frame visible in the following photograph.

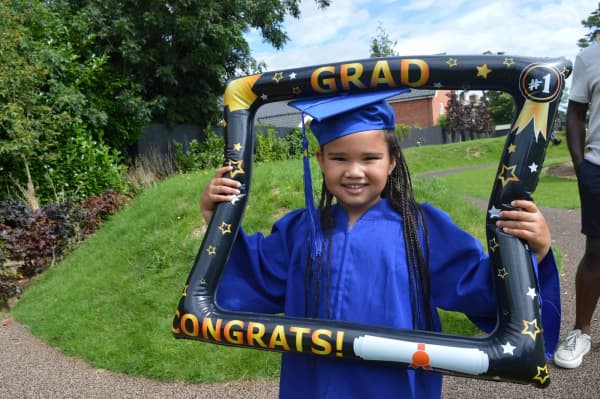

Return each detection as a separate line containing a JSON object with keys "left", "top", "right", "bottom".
{"left": 173, "top": 55, "right": 571, "bottom": 388}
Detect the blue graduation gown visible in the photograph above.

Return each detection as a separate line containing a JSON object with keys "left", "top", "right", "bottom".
{"left": 216, "top": 199, "right": 560, "bottom": 399}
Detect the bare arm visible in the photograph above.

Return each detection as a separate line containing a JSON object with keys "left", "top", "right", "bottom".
{"left": 496, "top": 200, "right": 551, "bottom": 264}
{"left": 199, "top": 165, "right": 241, "bottom": 224}
{"left": 566, "top": 100, "right": 589, "bottom": 168}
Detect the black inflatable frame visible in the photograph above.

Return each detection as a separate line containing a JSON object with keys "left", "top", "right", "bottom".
{"left": 173, "top": 55, "right": 571, "bottom": 388}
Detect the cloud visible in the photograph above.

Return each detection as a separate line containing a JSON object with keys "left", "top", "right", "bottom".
{"left": 246, "top": 0, "right": 594, "bottom": 81}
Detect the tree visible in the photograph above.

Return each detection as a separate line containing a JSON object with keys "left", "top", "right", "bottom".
{"left": 370, "top": 21, "right": 397, "bottom": 57}
{"left": 47, "top": 0, "right": 331, "bottom": 144}
{"left": 577, "top": 4, "right": 600, "bottom": 48}
{"left": 444, "top": 92, "right": 464, "bottom": 142}
{"left": 485, "top": 90, "right": 515, "bottom": 125}
{"left": 0, "top": 0, "right": 127, "bottom": 206}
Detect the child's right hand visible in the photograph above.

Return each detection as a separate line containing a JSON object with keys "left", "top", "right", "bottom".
{"left": 200, "top": 166, "right": 241, "bottom": 223}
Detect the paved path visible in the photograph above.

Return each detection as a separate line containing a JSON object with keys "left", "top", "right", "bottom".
{"left": 1, "top": 167, "right": 598, "bottom": 398}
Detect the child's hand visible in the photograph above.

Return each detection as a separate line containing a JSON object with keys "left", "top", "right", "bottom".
{"left": 496, "top": 200, "right": 551, "bottom": 264}
{"left": 200, "top": 166, "right": 241, "bottom": 224}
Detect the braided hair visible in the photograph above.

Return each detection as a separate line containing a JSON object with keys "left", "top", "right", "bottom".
{"left": 305, "top": 129, "right": 433, "bottom": 330}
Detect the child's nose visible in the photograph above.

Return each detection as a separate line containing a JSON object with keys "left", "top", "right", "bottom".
{"left": 344, "top": 162, "right": 364, "bottom": 177}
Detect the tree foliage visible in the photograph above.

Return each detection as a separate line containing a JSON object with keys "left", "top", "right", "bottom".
{"left": 485, "top": 90, "right": 515, "bottom": 125}
{"left": 444, "top": 91, "right": 495, "bottom": 142}
{"left": 1, "top": 0, "right": 330, "bottom": 205}
{"left": 0, "top": 0, "right": 127, "bottom": 205}
{"left": 370, "top": 21, "right": 397, "bottom": 57}
{"left": 577, "top": 4, "right": 600, "bottom": 48}
{"left": 48, "top": 0, "right": 331, "bottom": 132}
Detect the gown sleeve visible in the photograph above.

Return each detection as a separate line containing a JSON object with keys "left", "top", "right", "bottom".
{"left": 215, "top": 209, "right": 307, "bottom": 314}
{"left": 423, "top": 203, "right": 561, "bottom": 356}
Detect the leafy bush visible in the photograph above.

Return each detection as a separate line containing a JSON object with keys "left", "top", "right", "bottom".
{"left": 255, "top": 127, "right": 290, "bottom": 162}
{"left": 174, "top": 129, "right": 225, "bottom": 172}
{"left": 0, "top": 190, "right": 129, "bottom": 307}
{"left": 38, "top": 129, "right": 129, "bottom": 201}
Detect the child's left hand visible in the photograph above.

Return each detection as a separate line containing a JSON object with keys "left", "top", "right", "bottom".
{"left": 496, "top": 199, "right": 551, "bottom": 264}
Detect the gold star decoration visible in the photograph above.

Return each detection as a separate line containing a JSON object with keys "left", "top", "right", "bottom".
{"left": 497, "top": 268, "right": 509, "bottom": 279}
{"left": 228, "top": 159, "right": 245, "bottom": 177}
{"left": 533, "top": 364, "right": 550, "bottom": 385}
{"left": 446, "top": 58, "right": 458, "bottom": 68}
{"left": 232, "top": 143, "right": 243, "bottom": 152}
{"left": 206, "top": 246, "right": 217, "bottom": 255}
{"left": 497, "top": 164, "right": 520, "bottom": 187}
{"left": 503, "top": 58, "right": 515, "bottom": 68}
{"left": 521, "top": 319, "right": 541, "bottom": 341}
{"left": 507, "top": 143, "right": 517, "bottom": 153}
{"left": 182, "top": 284, "right": 189, "bottom": 297}
{"left": 489, "top": 237, "right": 500, "bottom": 252}
{"left": 272, "top": 72, "right": 284, "bottom": 83}
{"left": 292, "top": 86, "right": 302, "bottom": 95}
{"left": 476, "top": 64, "right": 492, "bottom": 79}
{"left": 218, "top": 221, "right": 232, "bottom": 235}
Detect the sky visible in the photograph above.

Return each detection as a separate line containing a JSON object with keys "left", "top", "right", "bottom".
{"left": 244, "top": 0, "right": 596, "bottom": 85}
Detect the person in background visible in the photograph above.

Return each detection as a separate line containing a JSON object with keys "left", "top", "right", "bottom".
{"left": 553, "top": 28, "right": 600, "bottom": 369}
{"left": 201, "top": 90, "right": 561, "bottom": 398}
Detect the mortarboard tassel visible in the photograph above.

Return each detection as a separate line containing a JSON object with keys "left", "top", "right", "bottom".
{"left": 301, "top": 113, "right": 323, "bottom": 260}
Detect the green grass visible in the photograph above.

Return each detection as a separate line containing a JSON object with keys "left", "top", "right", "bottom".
{"left": 10, "top": 136, "right": 577, "bottom": 384}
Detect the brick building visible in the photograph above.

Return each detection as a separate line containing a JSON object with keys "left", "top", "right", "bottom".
{"left": 388, "top": 89, "right": 451, "bottom": 128}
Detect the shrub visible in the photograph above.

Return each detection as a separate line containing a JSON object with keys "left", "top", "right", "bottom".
{"left": 39, "top": 129, "right": 129, "bottom": 202}
{"left": 174, "top": 129, "right": 225, "bottom": 172}
{"left": 255, "top": 128, "right": 289, "bottom": 162}
{"left": 0, "top": 190, "right": 129, "bottom": 308}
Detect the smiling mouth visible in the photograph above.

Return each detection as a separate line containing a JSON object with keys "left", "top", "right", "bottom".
{"left": 343, "top": 183, "right": 367, "bottom": 190}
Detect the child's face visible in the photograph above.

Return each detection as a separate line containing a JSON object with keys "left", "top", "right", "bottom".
{"left": 316, "top": 129, "right": 396, "bottom": 224}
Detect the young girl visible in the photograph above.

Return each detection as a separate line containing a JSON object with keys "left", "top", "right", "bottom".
{"left": 200, "top": 91, "right": 558, "bottom": 399}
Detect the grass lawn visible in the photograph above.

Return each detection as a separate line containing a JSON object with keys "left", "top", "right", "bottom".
{"left": 10, "top": 136, "right": 577, "bottom": 384}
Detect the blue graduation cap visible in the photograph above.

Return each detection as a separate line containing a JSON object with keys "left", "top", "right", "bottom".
{"left": 289, "top": 89, "right": 410, "bottom": 146}
{"left": 288, "top": 89, "right": 410, "bottom": 259}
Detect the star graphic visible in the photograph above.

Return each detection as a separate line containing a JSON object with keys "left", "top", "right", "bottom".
{"left": 533, "top": 364, "right": 550, "bottom": 385}
{"left": 476, "top": 64, "right": 492, "bottom": 79}
{"left": 446, "top": 58, "right": 458, "bottom": 67}
{"left": 206, "top": 246, "right": 217, "bottom": 255}
{"left": 230, "top": 193, "right": 246, "bottom": 205}
{"left": 289, "top": 72, "right": 297, "bottom": 80}
{"left": 489, "top": 237, "right": 500, "bottom": 252}
{"left": 488, "top": 205, "right": 501, "bottom": 219}
{"left": 503, "top": 58, "right": 515, "bottom": 68}
{"left": 526, "top": 287, "right": 537, "bottom": 300}
{"left": 501, "top": 341, "right": 516, "bottom": 355}
{"left": 218, "top": 221, "right": 232, "bottom": 235}
{"left": 182, "top": 284, "right": 188, "bottom": 297}
{"left": 528, "top": 162, "right": 539, "bottom": 173}
{"left": 272, "top": 72, "right": 284, "bottom": 83}
{"left": 232, "top": 142, "right": 243, "bottom": 152}
{"left": 497, "top": 164, "right": 520, "bottom": 187}
{"left": 497, "top": 268, "right": 509, "bottom": 279}
{"left": 508, "top": 143, "right": 517, "bottom": 153}
{"left": 228, "top": 159, "right": 245, "bottom": 177}
{"left": 521, "top": 319, "right": 541, "bottom": 341}
{"left": 261, "top": 93, "right": 268, "bottom": 101}
{"left": 292, "top": 86, "right": 302, "bottom": 95}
